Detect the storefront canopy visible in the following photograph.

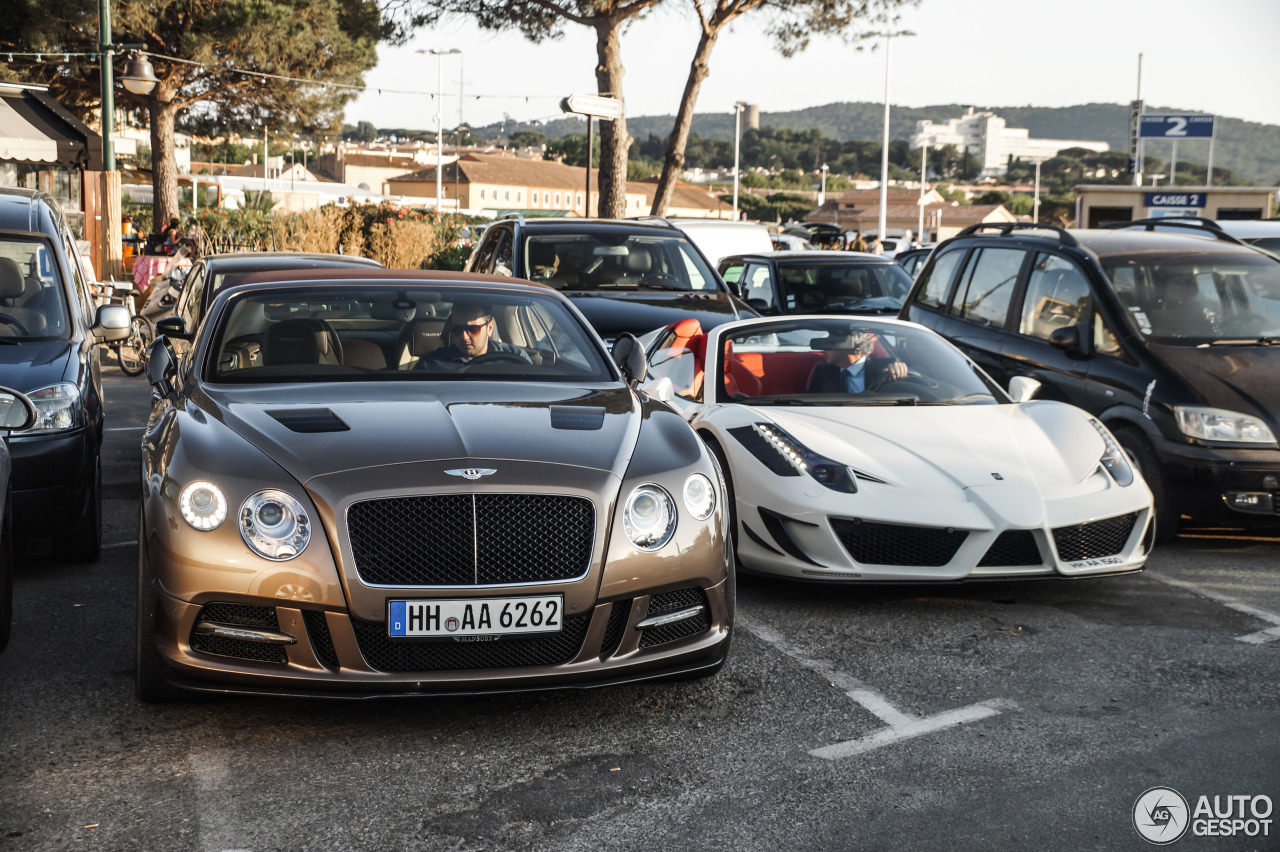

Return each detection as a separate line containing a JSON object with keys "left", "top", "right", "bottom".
{"left": 0, "top": 84, "right": 102, "bottom": 170}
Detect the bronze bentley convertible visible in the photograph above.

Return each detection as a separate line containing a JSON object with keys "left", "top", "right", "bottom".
{"left": 137, "top": 270, "right": 734, "bottom": 700}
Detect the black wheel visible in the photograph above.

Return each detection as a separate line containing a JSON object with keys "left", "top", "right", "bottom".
{"left": 116, "top": 315, "right": 155, "bottom": 377}
{"left": 53, "top": 456, "right": 101, "bottom": 563}
{"left": 1113, "top": 425, "right": 1178, "bottom": 542}
{"left": 136, "top": 512, "right": 181, "bottom": 702}
{"left": 0, "top": 493, "right": 13, "bottom": 652}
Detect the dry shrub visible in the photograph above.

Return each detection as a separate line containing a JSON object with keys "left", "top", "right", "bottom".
{"left": 366, "top": 220, "right": 436, "bottom": 269}
{"left": 273, "top": 208, "right": 343, "bottom": 254}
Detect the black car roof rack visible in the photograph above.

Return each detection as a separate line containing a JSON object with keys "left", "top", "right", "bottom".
{"left": 627, "top": 215, "right": 677, "bottom": 228}
{"left": 1100, "top": 217, "right": 1245, "bottom": 245}
{"left": 955, "top": 222, "right": 1079, "bottom": 247}
{"left": 499, "top": 212, "right": 526, "bottom": 226}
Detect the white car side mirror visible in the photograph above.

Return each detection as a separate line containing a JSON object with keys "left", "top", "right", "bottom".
{"left": 1008, "top": 376, "right": 1041, "bottom": 403}
{"left": 640, "top": 376, "right": 675, "bottom": 403}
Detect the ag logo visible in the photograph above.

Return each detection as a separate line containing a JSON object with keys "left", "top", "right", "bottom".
{"left": 1134, "top": 787, "right": 1189, "bottom": 844}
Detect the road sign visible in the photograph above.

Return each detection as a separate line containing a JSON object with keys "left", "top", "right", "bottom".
{"left": 1138, "top": 114, "right": 1215, "bottom": 139}
{"left": 1144, "top": 191, "right": 1208, "bottom": 208}
{"left": 559, "top": 94, "right": 622, "bottom": 121}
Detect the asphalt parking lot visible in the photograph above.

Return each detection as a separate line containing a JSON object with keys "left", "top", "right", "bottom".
{"left": 1, "top": 370, "right": 1277, "bottom": 851}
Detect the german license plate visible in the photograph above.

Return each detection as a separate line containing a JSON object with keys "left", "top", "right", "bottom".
{"left": 387, "top": 595, "right": 563, "bottom": 639}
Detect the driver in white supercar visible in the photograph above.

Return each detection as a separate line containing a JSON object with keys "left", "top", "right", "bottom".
{"left": 418, "top": 301, "right": 533, "bottom": 366}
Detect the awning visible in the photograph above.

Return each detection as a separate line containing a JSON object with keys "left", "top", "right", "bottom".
{"left": 0, "top": 98, "right": 58, "bottom": 162}
{"left": 0, "top": 86, "right": 102, "bottom": 169}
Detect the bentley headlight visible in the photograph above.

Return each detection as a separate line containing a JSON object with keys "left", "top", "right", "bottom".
{"left": 26, "top": 383, "right": 83, "bottom": 433}
{"left": 179, "top": 481, "right": 227, "bottom": 530}
{"left": 1089, "top": 419, "right": 1134, "bottom": 487}
{"left": 754, "top": 423, "right": 857, "bottom": 493}
{"left": 623, "top": 484, "right": 676, "bottom": 551}
{"left": 240, "top": 490, "right": 311, "bottom": 560}
{"left": 683, "top": 473, "right": 716, "bottom": 521}
{"left": 1174, "top": 406, "right": 1276, "bottom": 444}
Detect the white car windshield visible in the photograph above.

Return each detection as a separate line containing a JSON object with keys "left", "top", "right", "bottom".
{"left": 1103, "top": 252, "right": 1280, "bottom": 344}
{"left": 714, "top": 318, "right": 1003, "bottom": 406}
{"left": 207, "top": 286, "right": 612, "bottom": 383}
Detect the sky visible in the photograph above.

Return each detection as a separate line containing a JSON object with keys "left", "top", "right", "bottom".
{"left": 343, "top": 0, "right": 1280, "bottom": 134}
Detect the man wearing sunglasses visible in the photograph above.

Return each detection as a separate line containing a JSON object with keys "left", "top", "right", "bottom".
{"left": 419, "top": 301, "right": 533, "bottom": 367}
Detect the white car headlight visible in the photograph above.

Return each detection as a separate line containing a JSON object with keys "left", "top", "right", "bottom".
{"left": 622, "top": 484, "right": 676, "bottom": 551}
{"left": 683, "top": 473, "right": 716, "bottom": 521}
{"left": 26, "top": 383, "right": 83, "bottom": 433}
{"left": 240, "top": 490, "right": 311, "bottom": 560}
{"left": 1175, "top": 406, "right": 1276, "bottom": 444}
{"left": 753, "top": 423, "right": 858, "bottom": 493}
{"left": 1089, "top": 419, "right": 1134, "bottom": 487}
{"left": 179, "top": 481, "right": 228, "bottom": 530}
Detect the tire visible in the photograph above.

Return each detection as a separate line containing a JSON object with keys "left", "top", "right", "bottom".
{"left": 136, "top": 513, "right": 181, "bottom": 702}
{"left": 116, "top": 315, "right": 155, "bottom": 377}
{"left": 1114, "top": 425, "right": 1178, "bottom": 543}
{"left": 0, "top": 495, "right": 13, "bottom": 652}
{"left": 52, "top": 456, "right": 101, "bottom": 563}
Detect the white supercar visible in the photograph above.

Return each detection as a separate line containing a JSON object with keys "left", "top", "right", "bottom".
{"left": 640, "top": 314, "right": 1156, "bottom": 582}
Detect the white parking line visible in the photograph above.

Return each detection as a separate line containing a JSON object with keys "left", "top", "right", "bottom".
{"left": 1151, "top": 575, "right": 1280, "bottom": 645}
{"left": 739, "top": 616, "right": 1017, "bottom": 760}
{"left": 192, "top": 750, "right": 244, "bottom": 852}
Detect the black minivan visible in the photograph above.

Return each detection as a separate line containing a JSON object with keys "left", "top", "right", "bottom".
{"left": 900, "top": 222, "right": 1280, "bottom": 539}
{"left": 0, "top": 188, "right": 130, "bottom": 561}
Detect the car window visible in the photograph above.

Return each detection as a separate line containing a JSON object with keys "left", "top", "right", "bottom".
{"left": 646, "top": 328, "right": 704, "bottom": 401}
{"left": 780, "top": 263, "right": 912, "bottom": 313}
{"left": 492, "top": 231, "right": 513, "bottom": 276}
{"left": 720, "top": 262, "right": 744, "bottom": 285}
{"left": 208, "top": 287, "right": 611, "bottom": 383}
{"left": 0, "top": 235, "right": 72, "bottom": 339}
{"left": 521, "top": 233, "right": 719, "bottom": 292}
{"left": 952, "top": 247, "right": 1024, "bottom": 329}
{"left": 179, "top": 268, "right": 208, "bottom": 336}
{"left": 913, "top": 248, "right": 964, "bottom": 309}
{"left": 1093, "top": 311, "right": 1122, "bottom": 357}
{"left": 1101, "top": 252, "right": 1280, "bottom": 343}
{"left": 1018, "top": 253, "right": 1091, "bottom": 340}
{"left": 62, "top": 230, "right": 94, "bottom": 320}
{"left": 469, "top": 228, "right": 502, "bottom": 272}
{"left": 741, "top": 264, "right": 776, "bottom": 311}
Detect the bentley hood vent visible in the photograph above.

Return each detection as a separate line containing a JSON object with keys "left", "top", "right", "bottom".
{"left": 267, "top": 408, "right": 350, "bottom": 433}
{"left": 550, "top": 405, "right": 607, "bottom": 431}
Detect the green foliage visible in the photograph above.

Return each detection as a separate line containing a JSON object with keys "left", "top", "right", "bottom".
{"left": 544, "top": 135, "right": 599, "bottom": 168}
{"left": 718, "top": 192, "right": 813, "bottom": 223}
{"left": 193, "top": 141, "right": 255, "bottom": 165}
{"left": 239, "top": 190, "right": 280, "bottom": 214}
{"left": 507, "top": 130, "right": 548, "bottom": 149}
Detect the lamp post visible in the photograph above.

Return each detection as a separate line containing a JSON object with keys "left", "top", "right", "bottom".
{"left": 1033, "top": 159, "right": 1042, "bottom": 224}
{"left": 917, "top": 143, "right": 927, "bottom": 241}
{"left": 731, "top": 101, "right": 747, "bottom": 220}
{"left": 866, "top": 29, "right": 915, "bottom": 244}
{"left": 418, "top": 47, "right": 461, "bottom": 210}
{"left": 818, "top": 163, "right": 829, "bottom": 206}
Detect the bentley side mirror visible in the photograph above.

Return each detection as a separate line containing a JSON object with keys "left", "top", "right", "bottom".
{"left": 611, "top": 333, "right": 648, "bottom": 387}
{"left": 146, "top": 337, "right": 179, "bottom": 397}
{"left": 155, "top": 316, "right": 193, "bottom": 341}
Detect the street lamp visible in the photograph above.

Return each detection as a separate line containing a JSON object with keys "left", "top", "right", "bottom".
{"left": 818, "top": 163, "right": 829, "bottom": 206}
{"left": 732, "top": 101, "right": 748, "bottom": 220}
{"left": 865, "top": 29, "right": 915, "bottom": 244}
{"left": 417, "top": 47, "right": 462, "bottom": 209}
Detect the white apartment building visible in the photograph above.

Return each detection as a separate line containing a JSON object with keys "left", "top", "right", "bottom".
{"left": 911, "top": 107, "right": 1108, "bottom": 177}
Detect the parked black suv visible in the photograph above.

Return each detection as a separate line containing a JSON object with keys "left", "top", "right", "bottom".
{"left": 900, "top": 222, "right": 1280, "bottom": 539}
{"left": 465, "top": 216, "right": 756, "bottom": 344}
{"left": 0, "top": 188, "right": 130, "bottom": 561}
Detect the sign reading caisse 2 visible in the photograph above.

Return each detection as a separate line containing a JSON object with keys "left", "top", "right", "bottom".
{"left": 1144, "top": 192, "right": 1208, "bottom": 208}
{"left": 1138, "top": 114, "right": 1216, "bottom": 139}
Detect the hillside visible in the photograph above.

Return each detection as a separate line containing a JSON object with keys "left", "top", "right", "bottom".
{"left": 489, "top": 103, "right": 1280, "bottom": 185}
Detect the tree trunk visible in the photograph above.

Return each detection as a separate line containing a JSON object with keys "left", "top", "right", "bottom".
{"left": 149, "top": 85, "right": 181, "bottom": 235}
{"left": 651, "top": 26, "right": 719, "bottom": 216}
{"left": 593, "top": 18, "right": 629, "bottom": 219}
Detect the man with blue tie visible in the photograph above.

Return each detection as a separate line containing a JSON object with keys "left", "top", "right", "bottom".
{"left": 806, "top": 328, "right": 908, "bottom": 394}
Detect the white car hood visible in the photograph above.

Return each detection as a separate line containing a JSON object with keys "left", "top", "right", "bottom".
{"left": 762, "top": 401, "right": 1105, "bottom": 526}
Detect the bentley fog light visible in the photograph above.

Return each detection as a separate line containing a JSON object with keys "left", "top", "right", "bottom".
{"left": 623, "top": 484, "right": 676, "bottom": 551}
{"left": 754, "top": 423, "right": 858, "bottom": 493}
{"left": 26, "top": 383, "right": 83, "bottom": 433}
{"left": 1175, "top": 406, "right": 1276, "bottom": 444}
{"left": 179, "top": 481, "right": 228, "bottom": 530}
{"left": 240, "top": 490, "right": 311, "bottom": 560}
{"left": 683, "top": 473, "right": 716, "bottom": 521}
{"left": 1089, "top": 419, "right": 1134, "bottom": 486}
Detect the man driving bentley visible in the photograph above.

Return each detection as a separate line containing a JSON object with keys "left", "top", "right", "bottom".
{"left": 419, "top": 301, "right": 532, "bottom": 366}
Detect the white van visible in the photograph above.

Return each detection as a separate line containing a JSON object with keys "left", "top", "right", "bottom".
{"left": 666, "top": 218, "right": 774, "bottom": 266}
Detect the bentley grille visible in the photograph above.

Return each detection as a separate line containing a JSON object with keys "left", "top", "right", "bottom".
{"left": 351, "top": 613, "right": 592, "bottom": 672}
{"left": 348, "top": 494, "right": 595, "bottom": 586}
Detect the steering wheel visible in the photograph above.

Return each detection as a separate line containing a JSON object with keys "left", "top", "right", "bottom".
{"left": 0, "top": 315, "right": 31, "bottom": 336}
{"left": 872, "top": 369, "right": 937, "bottom": 393}
{"left": 459, "top": 351, "right": 530, "bottom": 370}
{"left": 638, "top": 273, "right": 684, "bottom": 290}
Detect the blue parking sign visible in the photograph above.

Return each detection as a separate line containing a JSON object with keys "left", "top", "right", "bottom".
{"left": 1138, "top": 114, "right": 1215, "bottom": 139}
